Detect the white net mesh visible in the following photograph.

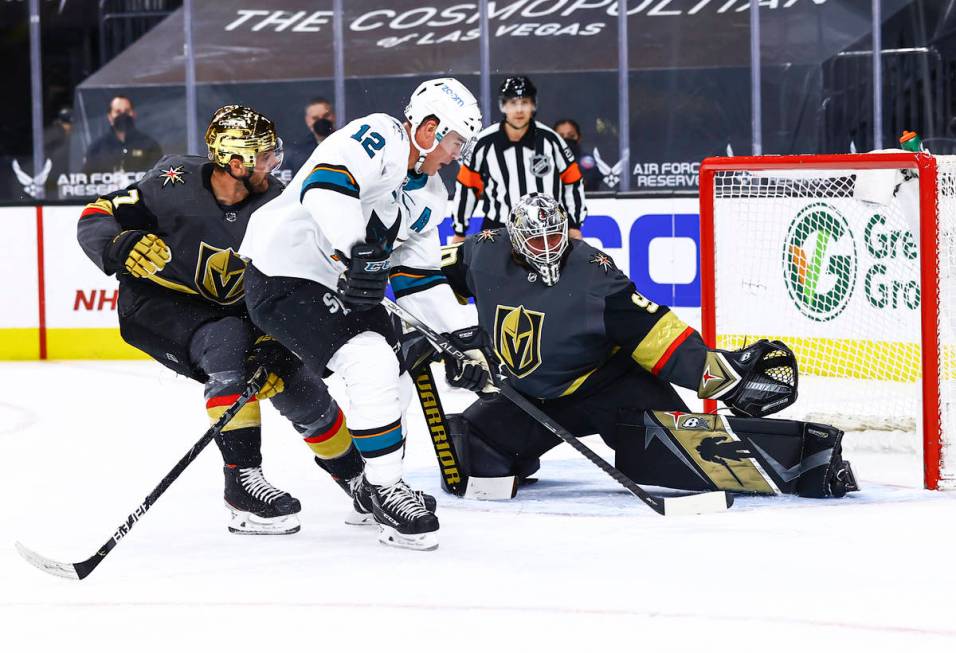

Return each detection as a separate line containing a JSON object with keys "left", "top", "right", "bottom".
{"left": 709, "top": 156, "right": 955, "bottom": 489}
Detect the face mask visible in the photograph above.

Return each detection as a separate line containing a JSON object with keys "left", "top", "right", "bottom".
{"left": 312, "top": 118, "right": 334, "bottom": 138}
{"left": 113, "top": 113, "right": 135, "bottom": 132}
{"left": 565, "top": 138, "right": 581, "bottom": 157}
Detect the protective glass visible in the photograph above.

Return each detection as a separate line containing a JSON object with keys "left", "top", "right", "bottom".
{"left": 254, "top": 137, "right": 283, "bottom": 172}
{"left": 436, "top": 129, "right": 477, "bottom": 163}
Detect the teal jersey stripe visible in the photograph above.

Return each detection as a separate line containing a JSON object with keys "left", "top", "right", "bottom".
{"left": 301, "top": 166, "right": 360, "bottom": 200}
{"left": 389, "top": 272, "right": 444, "bottom": 294}
{"left": 353, "top": 426, "right": 404, "bottom": 454}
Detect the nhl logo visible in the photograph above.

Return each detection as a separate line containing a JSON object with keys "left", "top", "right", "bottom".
{"left": 530, "top": 153, "right": 553, "bottom": 178}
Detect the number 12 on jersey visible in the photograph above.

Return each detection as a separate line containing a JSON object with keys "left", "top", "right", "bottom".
{"left": 351, "top": 124, "right": 385, "bottom": 158}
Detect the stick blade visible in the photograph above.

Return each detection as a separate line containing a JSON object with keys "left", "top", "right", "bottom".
{"left": 15, "top": 541, "right": 82, "bottom": 580}
{"left": 662, "top": 491, "right": 734, "bottom": 516}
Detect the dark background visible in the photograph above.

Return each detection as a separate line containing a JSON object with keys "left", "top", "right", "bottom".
{"left": 3, "top": 0, "right": 956, "bottom": 202}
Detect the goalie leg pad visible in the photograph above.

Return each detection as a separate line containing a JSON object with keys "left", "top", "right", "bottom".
{"left": 616, "top": 410, "right": 857, "bottom": 498}
{"left": 448, "top": 413, "right": 540, "bottom": 481}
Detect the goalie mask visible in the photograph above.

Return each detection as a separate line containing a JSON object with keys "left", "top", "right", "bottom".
{"left": 205, "top": 105, "right": 283, "bottom": 173}
{"left": 507, "top": 193, "right": 569, "bottom": 287}
{"left": 405, "top": 78, "right": 482, "bottom": 172}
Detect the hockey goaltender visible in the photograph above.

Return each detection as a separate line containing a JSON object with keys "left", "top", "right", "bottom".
{"left": 405, "top": 193, "right": 859, "bottom": 502}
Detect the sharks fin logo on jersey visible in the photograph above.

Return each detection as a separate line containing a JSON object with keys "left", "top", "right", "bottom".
{"left": 410, "top": 207, "right": 432, "bottom": 233}
{"left": 494, "top": 304, "right": 545, "bottom": 378}
{"left": 195, "top": 242, "right": 246, "bottom": 305}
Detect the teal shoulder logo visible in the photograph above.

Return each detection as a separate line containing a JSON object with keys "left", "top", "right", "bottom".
{"left": 782, "top": 203, "right": 857, "bottom": 322}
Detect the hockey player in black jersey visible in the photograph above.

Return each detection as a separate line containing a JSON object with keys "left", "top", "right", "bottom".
{"left": 436, "top": 193, "right": 857, "bottom": 499}
{"left": 76, "top": 105, "right": 371, "bottom": 534}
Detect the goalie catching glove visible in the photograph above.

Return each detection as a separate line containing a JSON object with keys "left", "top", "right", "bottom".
{"left": 105, "top": 230, "right": 171, "bottom": 278}
{"left": 442, "top": 327, "right": 498, "bottom": 395}
{"left": 336, "top": 243, "right": 390, "bottom": 310}
{"left": 698, "top": 339, "right": 798, "bottom": 417}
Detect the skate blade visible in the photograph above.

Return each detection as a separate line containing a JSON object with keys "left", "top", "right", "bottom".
{"left": 226, "top": 505, "right": 301, "bottom": 535}
{"left": 345, "top": 510, "right": 375, "bottom": 526}
{"left": 377, "top": 525, "right": 438, "bottom": 551}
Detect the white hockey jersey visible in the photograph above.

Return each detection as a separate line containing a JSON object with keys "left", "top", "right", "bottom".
{"left": 240, "top": 112, "right": 473, "bottom": 333}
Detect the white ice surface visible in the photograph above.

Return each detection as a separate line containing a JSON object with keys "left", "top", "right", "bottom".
{"left": 2, "top": 361, "right": 956, "bottom": 652}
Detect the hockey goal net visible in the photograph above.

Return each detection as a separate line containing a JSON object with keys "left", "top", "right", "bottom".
{"left": 699, "top": 152, "right": 955, "bottom": 490}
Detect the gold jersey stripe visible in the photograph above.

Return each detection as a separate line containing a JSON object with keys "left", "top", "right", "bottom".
{"left": 210, "top": 402, "right": 261, "bottom": 432}
{"left": 631, "top": 312, "right": 691, "bottom": 372}
{"left": 305, "top": 422, "right": 353, "bottom": 460}
{"left": 559, "top": 367, "right": 598, "bottom": 397}
{"left": 83, "top": 198, "right": 114, "bottom": 215}
{"left": 148, "top": 274, "right": 199, "bottom": 295}
{"left": 558, "top": 346, "right": 621, "bottom": 397}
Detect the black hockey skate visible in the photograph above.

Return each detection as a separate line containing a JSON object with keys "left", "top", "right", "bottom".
{"left": 224, "top": 465, "right": 301, "bottom": 535}
{"left": 368, "top": 479, "right": 439, "bottom": 551}
{"left": 345, "top": 474, "right": 437, "bottom": 526}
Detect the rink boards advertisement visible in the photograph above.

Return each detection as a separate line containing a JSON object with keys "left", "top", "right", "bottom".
{"left": 0, "top": 197, "right": 703, "bottom": 359}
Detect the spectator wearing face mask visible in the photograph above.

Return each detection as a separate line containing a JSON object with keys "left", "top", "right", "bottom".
{"left": 283, "top": 96, "right": 336, "bottom": 175}
{"left": 83, "top": 95, "right": 163, "bottom": 176}
{"left": 553, "top": 119, "right": 602, "bottom": 192}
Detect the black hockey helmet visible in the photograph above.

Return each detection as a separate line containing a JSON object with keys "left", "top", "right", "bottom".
{"left": 499, "top": 76, "right": 537, "bottom": 106}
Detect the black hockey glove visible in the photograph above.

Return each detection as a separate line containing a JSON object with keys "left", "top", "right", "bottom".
{"left": 698, "top": 339, "right": 798, "bottom": 417}
{"left": 400, "top": 324, "right": 441, "bottom": 372}
{"left": 336, "top": 243, "right": 390, "bottom": 310}
{"left": 105, "top": 230, "right": 171, "bottom": 278}
{"left": 443, "top": 326, "right": 498, "bottom": 395}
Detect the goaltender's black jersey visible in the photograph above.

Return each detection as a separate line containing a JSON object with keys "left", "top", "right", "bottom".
{"left": 441, "top": 230, "right": 709, "bottom": 400}
{"left": 452, "top": 120, "right": 587, "bottom": 234}
{"left": 77, "top": 155, "right": 283, "bottom": 306}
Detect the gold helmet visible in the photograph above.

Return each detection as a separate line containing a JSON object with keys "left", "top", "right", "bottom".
{"left": 204, "top": 105, "right": 282, "bottom": 169}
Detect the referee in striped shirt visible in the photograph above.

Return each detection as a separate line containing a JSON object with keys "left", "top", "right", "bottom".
{"left": 451, "top": 76, "right": 587, "bottom": 243}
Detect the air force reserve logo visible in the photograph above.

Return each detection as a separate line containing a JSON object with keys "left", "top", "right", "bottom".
{"left": 195, "top": 242, "right": 246, "bottom": 304}
{"left": 494, "top": 305, "right": 545, "bottom": 378}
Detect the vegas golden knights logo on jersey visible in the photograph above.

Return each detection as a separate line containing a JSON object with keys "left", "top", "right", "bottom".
{"left": 494, "top": 305, "right": 545, "bottom": 378}
{"left": 195, "top": 242, "right": 246, "bottom": 305}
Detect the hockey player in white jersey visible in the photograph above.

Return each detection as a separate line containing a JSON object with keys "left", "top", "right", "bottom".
{"left": 240, "top": 79, "right": 491, "bottom": 550}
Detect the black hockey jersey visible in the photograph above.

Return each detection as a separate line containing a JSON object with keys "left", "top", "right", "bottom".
{"left": 77, "top": 155, "right": 283, "bottom": 305}
{"left": 441, "top": 230, "right": 711, "bottom": 400}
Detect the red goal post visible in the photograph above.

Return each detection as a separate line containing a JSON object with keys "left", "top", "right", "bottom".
{"left": 699, "top": 153, "right": 948, "bottom": 489}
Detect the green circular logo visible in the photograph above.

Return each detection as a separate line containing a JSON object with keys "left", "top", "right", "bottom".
{"left": 782, "top": 203, "right": 857, "bottom": 322}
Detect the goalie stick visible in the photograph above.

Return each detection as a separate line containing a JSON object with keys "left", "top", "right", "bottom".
{"left": 383, "top": 298, "right": 732, "bottom": 516}
{"left": 16, "top": 367, "right": 268, "bottom": 580}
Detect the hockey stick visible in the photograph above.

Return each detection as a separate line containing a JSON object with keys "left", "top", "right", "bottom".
{"left": 15, "top": 367, "right": 268, "bottom": 580}
{"left": 410, "top": 362, "right": 468, "bottom": 496}
{"left": 383, "top": 298, "right": 732, "bottom": 516}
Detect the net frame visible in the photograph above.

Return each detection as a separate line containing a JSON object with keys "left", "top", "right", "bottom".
{"left": 699, "top": 153, "right": 946, "bottom": 489}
